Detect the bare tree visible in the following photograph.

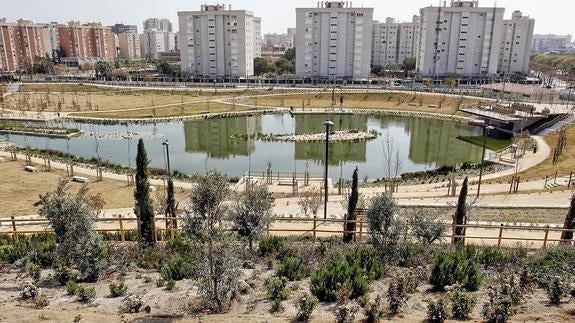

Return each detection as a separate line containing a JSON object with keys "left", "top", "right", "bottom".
{"left": 298, "top": 187, "right": 323, "bottom": 218}
{"left": 405, "top": 208, "right": 448, "bottom": 244}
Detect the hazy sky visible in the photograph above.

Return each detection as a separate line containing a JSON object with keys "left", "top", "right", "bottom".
{"left": 2, "top": 0, "right": 573, "bottom": 36}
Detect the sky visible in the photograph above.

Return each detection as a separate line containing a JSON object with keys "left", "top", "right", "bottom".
{"left": 1, "top": 0, "right": 573, "bottom": 37}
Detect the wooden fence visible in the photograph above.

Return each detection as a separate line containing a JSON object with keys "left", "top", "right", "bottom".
{"left": 1, "top": 216, "right": 574, "bottom": 249}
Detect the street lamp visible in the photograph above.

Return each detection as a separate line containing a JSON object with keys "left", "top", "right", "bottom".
{"left": 323, "top": 120, "right": 335, "bottom": 219}
{"left": 476, "top": 125, "right": 495, "bottom": 199}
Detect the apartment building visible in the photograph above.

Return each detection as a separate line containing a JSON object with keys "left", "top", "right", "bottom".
{"left": 263, "top": 33, "right": 290, "bottom": 50}
{"left": 143, "top": 18, "right": 173, "bottom": 32}
{"left": 287, "top": 28, "right": 296, "bottom": 48}
{"left": 372, "top": 16, "right": 419, "bottom": 68}
{"left": 416, "top": 1, "right": 505, "bottom": 77}
{"left": 142, "top": 28, "right": 176, "bottom": 60}
{"left": 111, "top": 23, "right": 138, "bottom": 34}
{"left": 295, "top": 1, "right": 373, "bottom": 80}
{"left": 178, "top": 4, "right": 260, "bottom": 78}
{"left": 58, "top": 21, "right": 115, "bottom": 61}
{"left": 254, "top": 17, "right": 262, "bottom": 58}
{"left": 532, "top": 34, "right": 572, "bottom": 53}
{"left": 0, "top": 19, "right": 50, "bottom": 72}
{"left": 497, "top": 11, "right": 535, "bottom": 75}
{"left": 117, "top": 32, "right": 141, "bottom": 59}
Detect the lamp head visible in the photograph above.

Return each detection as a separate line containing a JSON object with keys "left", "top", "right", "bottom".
{"left": 162, "top": 139, "right": 169, "bottom": 146}
{"left": 323, "top": 120, "right": 335, "bottom": 127}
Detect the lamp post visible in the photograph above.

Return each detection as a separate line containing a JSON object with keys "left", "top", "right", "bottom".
{"left": 323, "top": 120, "right": 334, "bottom": 219}
{"left": 476, "top": 125, "right": 495, "bottom": 199}
{"left": 162, "top": 139, "right": 171, "bottom": 176}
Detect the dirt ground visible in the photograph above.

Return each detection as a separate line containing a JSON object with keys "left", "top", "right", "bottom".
{"left": 0, "top": 263, "right": 573, "bottom": 323}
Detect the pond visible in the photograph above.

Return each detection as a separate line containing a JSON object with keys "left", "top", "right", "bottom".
{"left": 5, "top": 113, "right": 486, "bottom": 180}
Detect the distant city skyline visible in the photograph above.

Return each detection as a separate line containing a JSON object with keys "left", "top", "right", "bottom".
{"left": 1, "top": 0, "right": 573, "bottom": 37}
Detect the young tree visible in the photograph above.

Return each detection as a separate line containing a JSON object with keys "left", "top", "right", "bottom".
{"left": 231, "top": 184, "right": 274, "bottom": 250}
{"left": 366, "top": 193, "right": 403, "bottom": 261}
{"left": 406, "top": 208, "right": 448, "bottom": 244}
{"left": 134, "top": 139, "right": 155, "bottom": 246}
{"left": 165, "top": 178, "right": 177, "bottom": 228}
{"left": 35, "top": 180, "right": 107, "bottom": 282}
{"left": 453, "top": 177, "right": 468, "bottom": 245}
{"left": 343, "top": 167, "right": 359, "bottom": 243}
{"left": 184, "top": 171, "right": 240, "bottom": 313}
{"left": 298, "top": 187, "right": 322, "bottom": 218}
{"left": 560, "top": 195, "right": 575, "bottom": 243}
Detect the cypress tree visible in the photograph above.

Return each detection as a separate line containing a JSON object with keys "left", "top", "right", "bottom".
{"left": 343, "top": 167, "right": 359, "bottom": 243}
{"left": 453, "top": 177, "right": 468, "bottom": 245}
{"left": 560, "top": 195, "right": 575, "bottom": 243}
{"left": 165, "top": 178, "right": 177, "bottom": 228}
{"left": 134, "top": 139, "right": 155, "bottom": 245}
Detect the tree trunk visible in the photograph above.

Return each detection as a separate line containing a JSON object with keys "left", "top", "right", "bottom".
{"left": 560, "top": 195, "right": 575, "bottom": 243}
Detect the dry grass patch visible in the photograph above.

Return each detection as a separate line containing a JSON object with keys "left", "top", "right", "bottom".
{"left": 71, "top": 102, "right": 241, "bottom": 119}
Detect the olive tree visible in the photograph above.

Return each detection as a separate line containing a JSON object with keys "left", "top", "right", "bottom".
{"left": 366, "top": 193, "right": 404, "bottom": 261}
{"left": 183, "top": 171, "right": 240, "bottom": 313}
{"left": 35, "top": 180, "right": 107, "bottom": 282}
{"left": 231, "top": 184, "right": 274, "bottom": 250}
{"left": 406, "top": 208, "right": 448, "bottom": 244}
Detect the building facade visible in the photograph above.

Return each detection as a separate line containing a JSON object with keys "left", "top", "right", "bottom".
{"left": 532, "top": 34, "right": 572, "bottom": 53}
{"left": 497, "top": 11, "right": 535, "bottom": 75}
{"left": 416, "top": 1, "right": 505, "bottom": 77}
{"left": 0, "top": 19, "right": 51, "bottom": 72}
{"left": 143, "top": 18, "right": 173, "bottom": 32}
{"left": 142, "top": 28, "right": 176, "bottom": 60}
{"left": 254, "top": 17, "right": 262, "bottom": 58}
{"left": 371, "top": 16, "right": 419, "bottom": 68}
{"left": 295, "top": 1, "right": 373, "bottom": 80}
{"left": 178, "top": 4, "right": 259, "bottom": 78}
{"left": 111, "top": 23, "right": 138, "bottom": 34}
{"left": 117, "top": 32, "right": 141, "bottom": 59}
{"left": 57, "top": 21, "right": 116, "bottom": 61}
{"left": 287, "top": 28, "right": 296, "bottom": 48}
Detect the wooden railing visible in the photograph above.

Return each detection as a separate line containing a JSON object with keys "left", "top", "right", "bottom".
{"left": 1, "top": 215, "right": 574, "bottom": 248}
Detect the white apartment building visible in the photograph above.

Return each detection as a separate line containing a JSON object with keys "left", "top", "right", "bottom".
{"left": 497, "top": 11, "right": 535, "bottom": 75}
{"left": 142, "top": 29, "right": 176, "bottom": 60}
{"left": 178, "top": 4, "right": 260, "bottom": 78}
{"left": 117, "top": 32, "right": 141, "bottom": 60}
{"left": 254, "top": 17, "right": 262, "bottom": 58}
{"left": 295, "top": 1, "right": 373, "bottom": 80}
{"left": 416, "top": 1, "right": 505, "bottom": 77}
{"left": 39, "top": 22, "right": 59, "bottom": 56}
{"left": 287, "top": 28, "right": 296, "bottom": 47}
{"left": 143, "top": 18, "right": 173, "bottom": 32}
{"left": 372, "top": 16, "right": 419, "bottom": 68}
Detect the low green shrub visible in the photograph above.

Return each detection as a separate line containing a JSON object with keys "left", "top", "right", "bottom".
{"left": 546, "top": 275, "right": 570, "bottom": 305}
{"left": 427, "top": 298, "right": 449, "bottom": 323}
{"left": 0, "top": 233, "right": 56, "bottom": 267}
{"left": 270, "top": 299, "right": 285, "bottom": 313}
{"left": 481, "top": 287, "right": 515, "bottom": 323}
{"left": 55, "top": 266, "right": 79, "bottom": 286}
{"left": 295, "top": 293, "right": 319, "bottom": 321}
{"left": 447, "top": 286, "right": 476, "bottom": 319}
{"left": 165, "top": 278, "right": 176, "bottom": 291}
{"left": 343, "top": 246, "right": 385, "bottom": 280}
{"left": 160, "top": 256, "right": 194, "bottom": 281}
{"left": 387, "top": 277, "right": 409, "bottom": 315}
{"left": 429, "top": 248, "right": 482, "bottom": 291}
{"left": 137, "top": 247, "right": 166, "bottom": 270}
{"left": 276, "top": 256, "right": 309, "bottom": 281}
{"left": 363, "top": 295, "right": 385, "bottom": 323}
{"left": 477, "top": 246, "right": 509, "bottom": 269}
{"left": 333, "top": 303, "right": 360, "bottom": 323}
{"left": 66, "top": 279, "right": 79, "bottom": 296}
{"left": 26, "top": 262, "right": 41, "bottom": 282}
{"left": 310, "top": 255, "right": 369, "bottom": 302}
{"left": 77, "top": 285, "right": 96, "bottom": 303}
{"left": 264, "top": 276, "right": 289, "bottom": 300}
{"left": 259, "top": 236, "right": 286, "bottom": 257}
{"left": 109, "top": 281, "right": 128, "bottom": 298}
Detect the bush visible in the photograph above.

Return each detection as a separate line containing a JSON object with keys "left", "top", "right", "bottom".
{"left": 427, "top": 298, "right": 449, "bottom": 323}
{"left": 137, "top": 247, "right": 166, "bottom": 270}
{"left": 259, "top": 235, "right": 285, "bottom": 257}
{"left": 26, "top": 262, "right": 41, "bottom": 282}
{"left": 310, "top": 255, "right": 369, "bottom": 302}
{"left": 109, "top": 281, "right": 128, "bottom": 298}
{"left": 387, "top": 277, "right": 409, "bottom": 315}
{"left": 156, "top": 277, "right": 165, "bottom": 288}
{"left": 264, "top": 276, "right": 289, "bottom": 300}
{"left": 343, "top": 246, "right": 385, "bottom": 280}
{"left": 481, "top": 287, "right": 515, "bottom": 323}
{"left": 77, "top": 285, "right": 96, "bottom": 303}
{"left": 546, "top": 275, "right": 570, "bottom": 305}
{"left": 478, "top": 246, "right": 509, "bottom": 269}
{"left": 295, "top": 293, "right": 319, "bottom": 321}
{"left": 363, "top": 295, "right": 385, "bottom": 323}
{"left": 160, "top": 256, "right": 194, "bottom": 281}
{"left": 429, "top": 249, "right": 482, "bottom": 291}
{"left": 270, "top": 299, "right": 285, "bottom": 313}
{"left": 333, "top": 303, "right": 360, "bottom": 323}
{"left": 21, "top": 282, "right": 38, "bottom": 300}
{"left": 447, "top": 286, "right": 476, "bottom": 319}
{"left": 276, "top": 256, "right": 309, "bottom": 281}
{"left": 55, "top": 266, "right": 79, "bottom": 286}
{"left": 33, "top": 290, "right": 49, "bottom": 308}
{"left": 0, "top": 233, "right": 56, "bottom": 267}
{"left": 122, "top": 294, "right": 143, "bottom": 313}
{"left": 66, "top": 279, "right": 79, "bottom": 296}
{"left": 166, "top": 278, "right": 176, "bottom": 291}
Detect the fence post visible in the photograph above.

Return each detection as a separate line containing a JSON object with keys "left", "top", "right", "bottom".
{"left": 543, "top": 225, "right": 550, "bottom": 249}
{"left": 569, "top": 172, "right": 573, "bottom": 189}
{"left": 554, "top": 171, "right": 558, "bottom": 184}
{"left": 312, "top": 216, "right": 317, "bottom": 242}
{"left": 497, "top": 224, "right": 504, "bottom": 248}
{"left": 118, "top": 214, "right": 125, "bottom": 241}
{"left": 451, "top": 222, "right": 456, "bottom": 245}
{"left": 10, "top": 216, "right": 17, "bottom": 241}
{"left": 170, "top": 218, "right": 175, "bottom": 240}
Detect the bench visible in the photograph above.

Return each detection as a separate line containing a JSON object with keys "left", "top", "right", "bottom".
{"left": 71, "top": 176, "right": 89, "bottom": 183}
{"left": 278, "top": 179, "right": 297, "bottom": 186}
{"left": 408, "top": 103, "right": 418, "bottom": 107}
{"left": 428, "top": 104, "right": 439, "bottom": 108}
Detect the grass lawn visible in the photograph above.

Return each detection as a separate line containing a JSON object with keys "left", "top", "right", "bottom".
{"left": 457, "top": 136, "right": 513, "bottom": 151}
{"left": 488, "top": 126, "right": 575, "bottom": 183}
{"left": 0, "top": 160, "right": 189, "bottom": 217}
{"left": 70, "top": 101, "right": 241, "bottom": 119}
{"left": 248, "top": 92, "right": 487, "bottom": 115}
